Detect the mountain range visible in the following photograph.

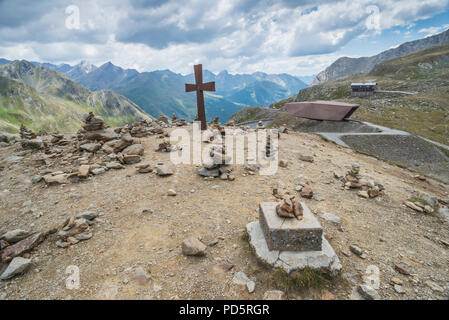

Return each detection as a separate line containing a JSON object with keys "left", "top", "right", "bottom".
{"left": 234, "top": 43, "right": 449, "bottom": 147}
{"left": 0, "top": 60, "right": 150, "bottom": 136}
{"left": 313, "top": 28, "right": 449, "bottom": 85}
{"left": 0, "top": 58, "right": 307, "bottom": 123}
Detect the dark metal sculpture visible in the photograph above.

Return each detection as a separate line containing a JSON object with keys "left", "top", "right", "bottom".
{"left": 285, "top": 101, "right": 359, "bottom": 121}
{"left": 185, "top": 64, "right": 215, "bottom": 130}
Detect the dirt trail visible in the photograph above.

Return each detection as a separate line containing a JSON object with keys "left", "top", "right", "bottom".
{"left": 0, "top": 126, "right": 448, "bottom": 300}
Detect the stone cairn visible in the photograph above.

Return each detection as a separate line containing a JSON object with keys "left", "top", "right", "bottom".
{"left": 197, "top": 129, "right": 234, "bottom": 181}
{"left": 210, "top": 116, "right": 220, "bottom": 127}
{"left": 171, "top": 113, "right": 187, "bottom": 126}
{"left": 276, "top": 195, "right": 303, "bottom": 220}
{"left": 158, "top": 114, "right": 169, "bottom": 125}
{"left": 339, "top": 162, "right": 384, "bottom": 199}
{"left": 225, "top": 120, "right": 235, "bottom": 127}
{"left": 20, "top": 124, "right": 37, "bottom": 140}
{"left": 82, "top": 112, "right": 105, "bottom": 131}
{"left": 19, "top": 124, "right": 44, "bottom": 150}
{"left": 246, "top": 200, "right": 341, "bottom": 276}
{"left": 176, "top": 118, "right": 187, "bottom": 126}
{"left": 266, "top": 133, "right": 272, "bottom": 158}
{"left": 129, "top": 120, "right": 152, "bottom": 137}
{"left": 156, "top": 140, "right": 172, "bottom": 152}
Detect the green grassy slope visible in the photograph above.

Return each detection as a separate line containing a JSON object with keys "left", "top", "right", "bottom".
{"left": 259, "top": 44, "right": 449, "bottom": 145}
{"left": 0, "top": 61, "right": 151, "bottom": 136}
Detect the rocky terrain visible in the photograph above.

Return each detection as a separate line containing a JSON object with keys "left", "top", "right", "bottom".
{"left": 313, "top": 28, "right": 449, "bottom": 84}
{"left": 0, "top": 116, "right": 448, "bottom": 300}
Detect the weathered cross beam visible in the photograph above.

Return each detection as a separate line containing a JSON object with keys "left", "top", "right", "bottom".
{"left": 185, "top": 64, "right": 215, "bottom": 130}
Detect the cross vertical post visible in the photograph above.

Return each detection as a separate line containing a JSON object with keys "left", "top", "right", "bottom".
{"left": 185, "top": 64, "right": 215, "bottom": 131}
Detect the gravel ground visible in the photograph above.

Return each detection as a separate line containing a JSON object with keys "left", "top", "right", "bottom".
{"left": 0, "top": 126, "right": 448, "bottom": 300}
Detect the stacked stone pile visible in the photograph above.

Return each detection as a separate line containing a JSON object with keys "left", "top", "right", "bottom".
{"left": 197, "top": 141, "right": 234, "bottom": 181}
{"left": 338, "top": 163, "right": 384, "bottom": 199}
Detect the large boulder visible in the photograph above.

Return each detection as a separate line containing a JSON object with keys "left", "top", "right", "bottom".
{"left": 1, "top": 232, "right": 45, "bottom": 262}
{"left": 0, "top": 230, "right": 30, "bottom": 243}
{"left": 43, "top": 173, "right": 69, "bottom": 185}
{"left": 0, "top": 257, "right": 32, "bottom": 280}
{"left": 0, "top": 134, "right": 8, "bottom": 143}
{"left": 80, "top": 143, "right": 101, "bottom": 153}
{"left": 123, "top": 154, "right": 141, "bottom": 164}
{"left": 122, "top": 144, "right": 144, "bottom": 156}
{"left": 182, "top": 237, "right": 207, "bottom": 256}
{"left": 85, "top": 128, "right": 118, "bottom": 142}
{"left": 112, "top": 134, "right": 133, "bottom": 153}
{"left": 20, "top": 138, "right": 43, "bottom": 150}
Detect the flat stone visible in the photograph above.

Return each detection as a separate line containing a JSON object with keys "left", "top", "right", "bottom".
{"left": 20, "top": 138, "right": 43, "bottom": 150}
{"left": 0, "top": 232, "right": 45, "bottom": 262}
{"left": 0, "top": 257, "right": 32, "bottom": 280}
{"left": 78, "top": 165, "right": 90, "bottom": 178}
{"left": 394, "top": 284, "right": 405, "bottom": 294}
{"left": 75, "top": 210, "right": 98, "bottom": 220}
{"left": 425, "top": 280, "right": 444, "bottom": 293}
{"left": 132, "top": 267, "right": 149, "bottom": 286}
{"left": 299, "top": 154, "right": 314, "bottom": 163}
{"left": 155, "top": 164, "right": 173, "bottom": 176}
{"left": 43, "top": 173, "right": 68, "bottom": 185}
{"left": 299, "top": 186, "right": 313, "bottom": 198}
{"left": 404, "top": 201, "right": 424, "bottom": 213}
{"left": 57, "top": 219, "right": 89, "bottom": 240}
{"left": 321, "top": 213, "right": 341, "bottom": 225}
{"left": 212, "top": 263, "right": 234, "bottom": 273}
{"left": 182, "top": 237, "right": 207, "bottom": 256}
{"left": 0, "top": 229, "right": 30, "bottom": 243}
{"left": 357, "top": 190, "right": 369, "bottom": 199}
{"left": 394, "top": 263, "right": 411, "bottom": 275}
{"left": 2, "top": 156, "right": 23, "bottom": 164}
{"left": 246, "top": 221, "right": 341, "bottom": 277}
{"left": 232, "top": 272, "right": 255, "bottom": 293}
{"left": 80, "top": 143, "right": 101, "bottom": 153}
{"left": 259, "top": 202, "right": 322, "bottom": 251}
{"left": 263, "top": 290, "right": 284, "bottom": 300}
{"left": 122, "top": 144, "right": 144, "bottom": 156}
{"left": 85, "top": 128, "right": 118, "bottom": 142}
{"left": 198, "top": 167, "right": 220, "bottom": 177}
{"left": 349, "top": 245, "right": 363, "bottom": 256}
{"left": 106, "top": 162, "right": 124, "bottom": 170}
{"left": 74, "top": 232, "right": 92, "bottom": 241}
{"left": 357, "top": 284, "right": 379, "bottom": 300}
{"left": 91, "top": 167, "right": 106, "bottom": 175}
{"left": 123, "top": 154, "right": 141, "bottom": 164}
{"left": 437, "top": 207, "right": 449, "bottom": 223}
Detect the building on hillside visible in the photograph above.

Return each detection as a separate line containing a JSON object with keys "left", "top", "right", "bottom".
{"left": 351, "top": 82, "right": 377, "bottom": 97}
{"left": 285, "top": 101, "right": 359, "bottom": 121}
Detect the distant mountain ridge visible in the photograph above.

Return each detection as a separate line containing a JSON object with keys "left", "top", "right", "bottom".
{"left": 313, "top": 28, "right": 449, "bottom": 85}
{"left": 0, "top": 60, "right": 150, "bottom": 136}
{"left": 0, "top": 59, "right": 307, "bottom": 122}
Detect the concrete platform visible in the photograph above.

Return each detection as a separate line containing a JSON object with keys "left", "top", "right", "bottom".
{"left": 259, "top": 202, "right": 322, "bottom": 251}
{"left": 246, "top": 221, "right": 342, "bottom": 277}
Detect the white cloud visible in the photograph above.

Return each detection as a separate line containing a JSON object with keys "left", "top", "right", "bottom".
{"left": 418, "top": 24, "right": 449, "bottom": 37}
{"left": 0, "top": 0, "right": 448, "bottom": 75}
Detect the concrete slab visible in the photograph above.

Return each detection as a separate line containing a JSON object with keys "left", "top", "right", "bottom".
{"left": 259, "top": 202, "right": 322, "bottom": 251}
{"left": 246, "top": 221, "right": 341, "bottom": 277}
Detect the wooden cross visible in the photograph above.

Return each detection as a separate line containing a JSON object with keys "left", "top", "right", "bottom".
{"left": 185, "top": 64, "right": 215, "bottom": 130}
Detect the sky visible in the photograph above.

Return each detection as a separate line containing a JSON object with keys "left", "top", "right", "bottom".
{"left": 0, "top": 0, "right": 448, "bottom": 77}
